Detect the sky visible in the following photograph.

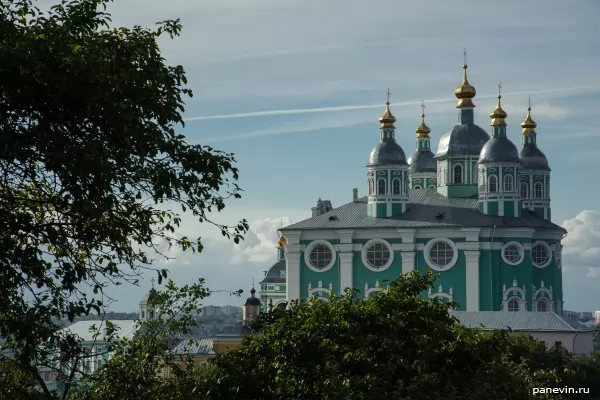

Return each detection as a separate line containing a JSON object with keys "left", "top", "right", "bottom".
{"left": 41, "top": 0, "right": 600, "bottom": 312}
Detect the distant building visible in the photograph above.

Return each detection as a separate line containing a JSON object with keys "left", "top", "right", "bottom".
{"left": 259, "top": 232, "right": 287, "bottom": 312}
{"left": 595, "top": 310, "right": 600, "bottom": 325}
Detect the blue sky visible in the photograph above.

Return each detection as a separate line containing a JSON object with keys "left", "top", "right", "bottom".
{"left": 45, "top": 0, "right": 600, "bottom": 312}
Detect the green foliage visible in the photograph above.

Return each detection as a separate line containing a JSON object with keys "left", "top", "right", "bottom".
{"left": 0, "top": 0, "right": 247, "bottom": 397}
{"left": 0, "top": 358, "right": 47, "bottom": 400}
{"left": 195, "top": 272, "right": 568, "bottom": 400}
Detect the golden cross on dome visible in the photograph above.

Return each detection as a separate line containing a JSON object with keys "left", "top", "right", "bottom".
{"left": 498, "top": 81, "right": 503, "bottom": 96}
{"left": 528, "top": 94, "right": 531, "bottom": 109}
{"left": 463, "top": 49, "right": 467, "bottom": 66}
{"left": 421, "top": 100, "right": 426, "bottom": 115}
{"left": 386, "top": 88, "right": 391, "bottom": 103}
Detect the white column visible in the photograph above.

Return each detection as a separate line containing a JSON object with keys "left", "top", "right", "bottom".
{"left": 401, "top": 251, "right": 415, "bottom": 274}
{"left": 464, "top": 250, "right": 480, "bottom": 311}
{"left": 286, "top": 250, "right": 301, "bottom": 302}
{"left": 339, "top": 252, "right": 354, "bottom": 293}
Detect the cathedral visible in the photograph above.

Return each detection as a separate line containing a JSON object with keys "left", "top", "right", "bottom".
{"left": 266, "top": 60, "right": 566, "bottom": 313}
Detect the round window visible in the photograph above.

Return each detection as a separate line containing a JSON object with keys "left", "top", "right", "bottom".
{"left": 531, "top": 243, "right": 550, "bottom": 267}
{"left": 366, "top": 242, "right": 391, "bottom": 269}
{"left": 309, "top": 243, "right": 333, "bottom": 269}
{"left": 501, "top": 242, "right": 523, "bottom": 265}
{"left": 428, "top": 240, "right": 455, "bottom": 269}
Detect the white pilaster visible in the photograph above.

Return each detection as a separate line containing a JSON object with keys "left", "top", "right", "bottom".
{"left": 339, "top": 252, "right": 354, "bottom": 292}
{"left": 401, "top": 251, "right": 415, "bottom": 274}
{"left": 285, "top": 250, "right": 301, "bottom": 302}
{"left": 464, "top": 250, "right": 480, "bottom": 311}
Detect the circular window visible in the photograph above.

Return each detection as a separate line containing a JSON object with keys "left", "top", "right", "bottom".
{"left": 501, "top": 242, "right": 524, "bottom": 265}
{"left": 304, "top": 240, "right": 336, "bottom": 272}
{"left": 531, "top": 241, "right": 551, "bottom": 268}
{"left": 361, "top": 239, "right": 394, "bottom": 272}
{"left": 424, "top": 238, "right": 458, "bottom": 271}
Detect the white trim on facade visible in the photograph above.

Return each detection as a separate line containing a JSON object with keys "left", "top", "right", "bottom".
{"left": 401, "top": 251, "right": 415, "bottom": 274}
{"left": 532, "top": 280, "right": 554, "bottom": 312}
{"left": 307, "top": 280, "right": 333, "bottom": 299}
{"left": 501, "top": 241, "right": 525, "bottom": 266}
{"left": 286, "top": 251, "right": 301, "bottom": 302}
{"left": 428, "top": 284, "right": 453, "bottom": 302}
{"left": 304, "top": 240, "right": 337, "bottom": 272}
{"left": 364, "top": 280, "right": 385, "bottom": 299}
{"left": 423, "top": 238, "right": 459, "bottom": 271}
{"left": 530, "top": 240, "right": 552, "bottom": 269}
{"left": 502, "top": 279, "right": 527, "bottom": 312}
{"left": 361, "top": 238, "right": 394, "bottom": 272}
{"left": 465, "top": 250, "right": 480, "bottom": 311}
{"left": 339, "top": 252, "right": 354, "bottom": 292}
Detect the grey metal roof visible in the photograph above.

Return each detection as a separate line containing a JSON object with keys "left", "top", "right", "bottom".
{"left": 60, "top": 320, "right": 139, "bottom": 342}
{"left": 435, "top": 123, "right": 490, "bottom": 158}
{"left": 478, "top": 136, "right": 521, "bottom": 164}
{"left": 520, "top": 145, "right": 550, "bottom": 171}
{"left": 214, "top": 321, "right": 251, "bottom": 337}
{"left": 408, "top": 149, "right": 436, "bottom": 173}
{"left": 168, "top": 338, "right": 216, "bottom": 355}
{"left": 139, "top": 288, "right": 156, "bottom": 306}
{"left": 259, "top": 260, "right": 286, "bottom": 285}
{"left": 451, "top": 311, "right": 592, "bottom": 332}
{"left": 367, "top": 140, "right": 408, "bottom": 166}
{"left": 281, "top": 188, "right": 565, "bottom": 232}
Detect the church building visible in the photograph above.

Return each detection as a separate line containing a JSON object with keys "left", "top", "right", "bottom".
{"left": 275, "top": 60, "right": 566, "bottom": 313}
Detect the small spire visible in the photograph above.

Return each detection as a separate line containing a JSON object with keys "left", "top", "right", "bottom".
{"left": 521, "top": 95, "right": 537, "bottom": 134}
{"left": 454, "top": 49, "right": 476, "bottom": 108}
{"left": 490, "top": 81, "right": 507, "bottom": 126}
{"left": 415, "top": 100, "right": 431, "bottom": 138}
{"left": 150, "top": 277, "right": 155, "bottom": 288}
{"left": 379, "top": 89, "right": 396, "bottom": 128}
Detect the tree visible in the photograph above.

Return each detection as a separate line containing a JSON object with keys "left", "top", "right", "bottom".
{"left": 192, "top": 271, "right": 568, "bottom": 400}
{"left": 0, "top": 0, "right": 247, "bottom": 397}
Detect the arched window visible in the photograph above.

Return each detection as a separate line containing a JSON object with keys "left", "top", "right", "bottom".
{"left": 413, "top": 185, "right": 422, "bottom": 189}
{"left": 503, "top": 175, "right": 513, "bottom": 192}
{"left": 368, "top": 179, "right": 373, "bottom": 195}
{"left": 520, "top": 182, "right": 528, "bottom": 199}
{"left": 392, "top": 179, "right": 400, "bottom": 194}
{"left": 508, "top": 298, "right": 520, "bottom": 312}
{"left": 377, "top": 179, "right": 386, "bottom": 195}
{"left": 428, "top": 185, "right": 435, "bottom": 189}
{"left": 534, "top": 182, "right": 543, "bottom": 198}
{"left": 453, "top": 164, "right": 463, "bottom": 184}
{"left": 536, "top": 299, "right": 548, "bottom": 312}
{"left": 488, "top": 175, "right": 497, "bottom": 193}
{"left": 472, "top": 165, "right": 478, "bottom": 184}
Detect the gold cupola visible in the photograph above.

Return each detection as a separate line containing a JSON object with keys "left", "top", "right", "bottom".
{"left": 276, "top": 231, "right": 287, "bottom": 248}
{"left": 416, "top": 101, "right": 431, "bottom": 138}
{"left": 379, "top": 88, "right": 396, "bottom": 128}
{"left": 521, "top": 97, "right": 537, "bottom": 135}
{"left": 454, "top": 51, "right": 477, "bottom": 108}
{"left": 490, "top": 83, "right": 507, "bottom": 127}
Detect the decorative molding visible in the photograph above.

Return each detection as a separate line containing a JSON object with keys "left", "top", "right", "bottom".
{"left": 339, "top": 252, "right": 354, "bottom": 292}
{"left": 532, "top": 281, "right": 554, "bottom": 312}
{"left": 361, "top": 238, "right": 394, "bottom": 272}
{"left": 423, "top": 238, "right": 459, "bottom": 271}
{"left": 401, "top": 251, "right": 415, "bottom": 274}
{"left": 364, "top": 280, "right": 385, "bottom": 299}
{"left": 531, "top": 240, "right": 552, "bottom": 269}
{"left": 304, "top": 240, "right": 337, "bottom": 272}
{"left": 428, "top": 284, "right": 453, "bottom": 302}
{"left": 307, "top": 281, "right": 333, "bottom": 299}
{"left": 286, "top": 254, "right": 301, "bottom": 302}
{"left": 502, "top": 279, "right": 527, "bottom": 312}
{"left": 465, "top": 250, "right": 480, "bottom": 311}
{"left": 501, "top": 241, "right": 525, "bottom": 266}
{"left": 335, "top": 230, "right": 355, "bottom": 244}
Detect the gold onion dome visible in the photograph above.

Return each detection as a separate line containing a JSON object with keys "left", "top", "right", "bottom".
{"left": 521, "top": 98, "right": 537, "bottom": 134}
{"left": 276, "top": 232, "right": 287, "bottom": 248}
{"left": 379, "top": 101, "right": 396, "bottom": 128}
{"left": 416, "top": 102, "right": 430, "bottom": 138}
{"left": 454, "top": 64, "right": 477, "bottom": 108}
{"left": 490, "top": 84, "right": 507, "bottom": 126}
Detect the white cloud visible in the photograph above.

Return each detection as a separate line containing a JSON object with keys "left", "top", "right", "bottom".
{"left": 562, "top": 211, "right": 600, "bottom": 265}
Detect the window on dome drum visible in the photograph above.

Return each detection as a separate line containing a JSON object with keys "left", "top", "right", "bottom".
{"left": 368, "top": 179, "right": 373, "bottom": 195}
{"left": 429, "top": 241, "right": 454, "bottom": 268}
{"left": 488, "top": 175, "right": 497, "bottom": 192}
{"left": 508, "top": 298, "right": 520, "bottom": 312}
{"left": 531, "top": 243, "right": 549, "bottom": 266}
{"left": 309, "top": 244, "right": 333, "bottom": 269}
{"left": 534, "top": 182, "right": 543, "bottom": 198}
{"left": 392, "top": 179, "right": 400, "bottom": 194}
{"left": 377, "top": 179, "right": 386, "bottom": 195}
{"left": 472, "top": 165, "right": 478, "bottom": 184}
{"left": 520, "top": 182, "right": 528, "bottom": 199}
{"left": 503, "top": 244, "right": 522, "bottom": 263}
{"left": 536, "top": 299, "right": 548, "bottom": 312}
{"left": 366, "top": 242, "right": 391, "bottom": 269}
{"left": 453, "top": 164, "right": 462, "bottom": 184}
{"left": 413, "top": 185, "right": 422, "bottom": 189}
{"left": 503, "top": 175, "right": 513, "bottom": 192}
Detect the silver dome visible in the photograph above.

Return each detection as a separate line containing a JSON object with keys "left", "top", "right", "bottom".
{"left": 478, "top": 137, "right": 520, "bottom": 164}
{"left": 436, "top": 124, "right": 490, "bottom": 158}
{"left": 519, "top": 146, "right": 550, "bottom": 171}
{"left": 408, "top": 150, "right": 436, "bottom": 173}
{"left": 367, "top": 140, "right": 408, "bottom": 167}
